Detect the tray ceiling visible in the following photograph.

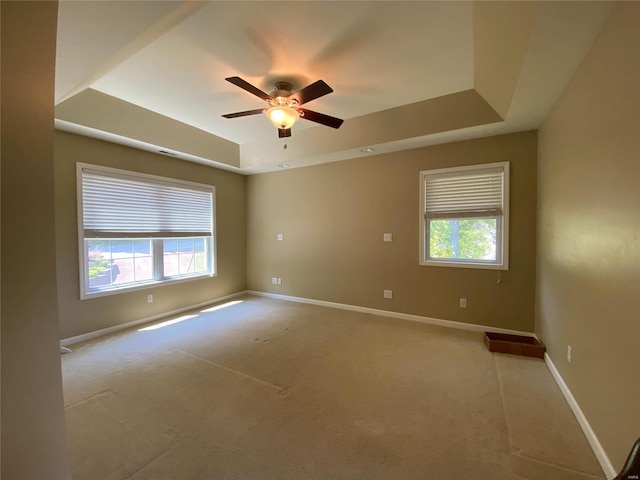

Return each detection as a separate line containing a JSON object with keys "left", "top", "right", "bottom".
{"left": 55, "top": 1, "right": 614, "bottom": 173}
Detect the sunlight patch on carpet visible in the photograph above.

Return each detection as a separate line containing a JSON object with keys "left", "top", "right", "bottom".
{"left": 199, "top": 299, "right": 243, "bottom": 313}
{"left": 138, "top": 314, "right": 198, "bottom": 331}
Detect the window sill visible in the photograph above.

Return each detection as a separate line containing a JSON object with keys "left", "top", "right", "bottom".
{"left": 420, "top": 259, "right": 508, "bottom": 270}
{"left": 81, "top": 272, "right": 215, "bottom": 300}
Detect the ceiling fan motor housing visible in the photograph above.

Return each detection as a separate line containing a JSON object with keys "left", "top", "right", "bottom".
{"left": 270, "top": 82, "right": 299, "bottom": 110}
{"left": 272, "top": 82, "right": 294, "bottom": 97}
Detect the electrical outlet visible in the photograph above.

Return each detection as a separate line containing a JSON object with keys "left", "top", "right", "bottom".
{"left": 277, "top": 277, "right": 282, "bottom": 285}
{"left": 277, "top": 233, "right": 284, "bottom": 241}
{"left": 384, "top": 290, "right": 393, "bottom": 299}
{"left": 271, "top": 277, "right": 278, "bottom": 285}
{"left": 147, "top": 294, "right": 153, "bottom": 303}
{"left": 383, "top": 233, "right": 393, "bottom": 242}
{"left": 459, "top": 298, "right": 467, "bottom": 308}
{"left": 567, "top": 345, "right": 572, "bottom": 364}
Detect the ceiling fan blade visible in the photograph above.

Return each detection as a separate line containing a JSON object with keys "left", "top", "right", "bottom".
{"left": 278, "top": 128, "right": 291, "bottom": 138}
{"left": 222, "top": 108, "right": 265, "bottom": 119}
{"left": 299, "top": 109, "right": 344, "bottom": 129}
{"left": 225, "top": 76, "right": 272, "bottom": 101}
{"left": 290, "top": 80, "right": 333, "bottom": 106}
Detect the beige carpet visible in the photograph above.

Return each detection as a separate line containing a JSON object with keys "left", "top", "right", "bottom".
{"left": 62, "top": 295, "right": 604, "bottom": 480}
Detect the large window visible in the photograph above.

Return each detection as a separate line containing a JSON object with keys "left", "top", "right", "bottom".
{"left": 420, "top": 162, "right": 509, "bottom": 269}
{"left": 78, "top": 163, "right": 215, "bottom": 298}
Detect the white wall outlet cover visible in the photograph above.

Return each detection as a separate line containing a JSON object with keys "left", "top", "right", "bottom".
{"left": 147, "top": 294, "right": 153, "bottom": 303}
{"left": 384, "top": 290, "right": 393, "bottom": 299}
{"left": 383, "top": 233, "right": 392, "bottom": 242}
{"left": 459, "top": 298, "right": 467, "bottom": 308}
{"left": 277, "top": 278, "right": 282, "bottom": 285}
{"left": 271, "top": 277, "right": 278, "bottom": 284}
{"left": 277, "top": 233, "right": 284, "bottom": 241}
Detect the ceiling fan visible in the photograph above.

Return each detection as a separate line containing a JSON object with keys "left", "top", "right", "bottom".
{"left": 221, "top": 76, "right": 344, "bottom": 138}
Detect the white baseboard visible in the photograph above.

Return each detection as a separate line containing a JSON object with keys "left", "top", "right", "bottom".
{"left": 63, "top": 289, "right": 534, "bottom": 347}
{"left": 246, "top": 290, "right": 535, "bottom": 337}
{"left": 544, "top": 353, "right": 616, "bottom": 479}
{"left": 60, "top": 291, "right": 248, "bottom": 347}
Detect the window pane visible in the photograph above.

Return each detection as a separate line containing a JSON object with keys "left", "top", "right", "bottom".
{"left": 194, "top": 251, "right": 206, "bottom": 271}
{"left": 164, "top": 253, "right": 179, "bottom": 276}
{"left": 163, "top": 238, "right": 180, "bottom": 277}
{"left": 134, "top": 257, "right": 153, "bottom": 281}
{"left": 163, "top": 237, "right": 210, "bottom": 277}
{"left": 112, "top": 257, "right": 133, "bottom": 285}
{"left": 87, "top": 240, "right": 112, "bottom": 288}
{"left": 429, "top": 218, "right": 497, "bottom": 261}
{"left": 178, "top": 238, "right": 194, "bottom": 253}
{"left": 86, "top": 239, "right": 153, "bottom": 289}
{"left": 179, "top": 239, "right": 195, "bottom": 274}
{"left": 134, "top": 239, "right": 151, "bottom": 256}
{"left": 88, "top": 260, "right": 112, "bottom": 288}
{"left": 164, "top": 239, "right": 178, "bottom": 253}
{"left": 87, "top": 240, "right": 111, "bottom": 259}
{"left": 179, "top": 252, "right": 194, "bottom": 274}
{"left": 111, "top": 239, "right": 133, "bottom": 255}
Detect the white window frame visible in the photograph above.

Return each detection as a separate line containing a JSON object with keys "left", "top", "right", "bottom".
{"left": 419, "top": 161, "right": 509, "bottom": 270}
{"left": 77, "top": 163, "right": 217, "bottom": 299}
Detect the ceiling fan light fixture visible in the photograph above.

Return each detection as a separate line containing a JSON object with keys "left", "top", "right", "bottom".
{"left": 266, "top": 106, "right": 300, "bottom": 129}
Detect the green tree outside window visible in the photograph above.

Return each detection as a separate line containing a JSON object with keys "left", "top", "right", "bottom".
{"left": 429, "top": 218, "right": 497, "bottom": 260}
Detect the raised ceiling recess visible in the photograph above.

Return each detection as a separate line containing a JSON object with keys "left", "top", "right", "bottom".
{"left": 54, "top": 1, "right": 615, "bottom": 173}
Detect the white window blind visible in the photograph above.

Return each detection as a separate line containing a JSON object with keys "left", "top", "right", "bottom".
{"left": 425, "top": 167, "right": 504, "bottom": 219}
{"left": 81, "top": 167, "right": 213, "bottom": 238}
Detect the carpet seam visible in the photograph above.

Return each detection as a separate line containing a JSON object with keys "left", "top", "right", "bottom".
{"left": 495, "top": 354, "right": 604, "bottom": 480}
{"left": 123, "top": 446, "right": 175, "bottom": 480}
{"left": 493, "top": 354, "right": 517, "bottom": 455}
{"left": 512, "top": 451, "right": 605, "bottom": 479}
{"left": 172, "top": 348, "right": 289, "bottom": 396}
{"left": 64, "top": 389, "right": 118, "bottom": 409}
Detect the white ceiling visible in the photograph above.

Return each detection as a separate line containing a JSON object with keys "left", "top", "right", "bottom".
{"left": 54, "top": 1, "right": 615, "bottom": 174}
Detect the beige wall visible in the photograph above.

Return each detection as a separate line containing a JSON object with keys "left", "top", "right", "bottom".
{"left": 55, "top": 132, "right": 247, "bottom": 339}
{"left": 473, "top": 1, "right": 537, "bottom": 119}
{"left": 247, "top": 131, "right": 537, "bottom": 332}
{"left": 536, "top": 2, "right": 640, "bottom": 471}
{"left": 1, "top": 2, "right": 72, "bottom": 478}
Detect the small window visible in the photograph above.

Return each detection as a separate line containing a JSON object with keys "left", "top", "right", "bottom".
{"left": 420, "top": 162, "right": 509, "bottom": 269}
{"left": 77, "top": 163, "right": 216, "bottom": 298}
